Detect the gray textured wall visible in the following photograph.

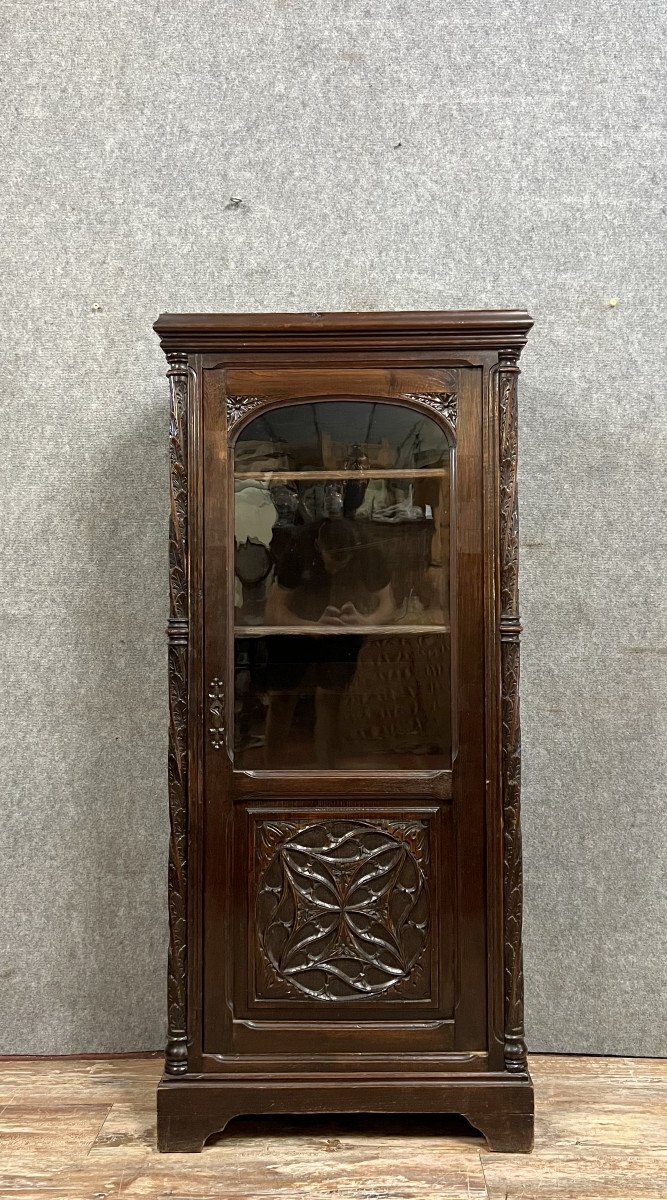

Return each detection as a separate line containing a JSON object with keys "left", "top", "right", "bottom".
{"left": 1, "top": 1, "right": 665, "bottom": 1056}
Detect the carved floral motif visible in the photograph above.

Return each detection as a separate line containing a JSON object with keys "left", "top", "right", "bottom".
{"left": 255, "top": 819, "right": 430, "bottom": 1002}
{"left": 403, "top": 392, "right": 458, "bottom": 432}
{"left": 226, "top": 394, "right": 265, "bottom": 432}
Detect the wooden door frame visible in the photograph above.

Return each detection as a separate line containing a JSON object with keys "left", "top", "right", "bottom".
{"left": 200, "top": 364, "right": 481, "bottom": 1063}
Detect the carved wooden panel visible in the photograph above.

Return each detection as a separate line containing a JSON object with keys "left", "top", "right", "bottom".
{"left": 254, "top": 818, "right": 431, "bottom": 1002}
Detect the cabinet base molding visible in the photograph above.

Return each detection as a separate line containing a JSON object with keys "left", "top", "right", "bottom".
{"left": 157, "top": 1072, "right": 534, "bottom": 1154}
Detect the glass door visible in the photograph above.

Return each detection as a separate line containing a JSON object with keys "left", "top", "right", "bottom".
{"left": 202, "top": 367, "right": 486, "bottom": 1063}
{"left": 232, "top": 399, "right": 453, "bottom": 772}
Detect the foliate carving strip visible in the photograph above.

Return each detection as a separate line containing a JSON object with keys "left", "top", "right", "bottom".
{"left": 255, "top": 819, "right": 431, "bottom": 1002}
{"left": 169, "top": 357, "right": 189, "bottom": 623}
{"left": 166, "top": 351, "right": 189, "bottom": 1076}
{"left": 403, "top": 392, "right": 458, "bottom": 433}
{"left": 227, "top": 394, "right": 265, "bottom": 433}
{"left": 499, "top": 369, "right": 519, "bottom": 619}
{"left": 498, "top": 350, "right": 527, "bottom": 1075}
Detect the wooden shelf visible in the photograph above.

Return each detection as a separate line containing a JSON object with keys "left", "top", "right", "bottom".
{"left": 234, "top": 624, "right": 450, "bottom": 637}
{"left": 234, "top": 468, "right": 448, "bottom": 481}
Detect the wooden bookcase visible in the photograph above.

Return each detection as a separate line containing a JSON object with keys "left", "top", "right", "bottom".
{"left": 153, "top": 310, "right": 534, "bottom": 1153}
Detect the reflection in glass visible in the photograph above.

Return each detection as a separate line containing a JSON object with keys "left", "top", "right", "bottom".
{"left": 234, "top": 400, "right": 449, "bottom": 473}
{"left": 235, "top": 633, "right": 451, "bottom": 770}
{"left": 232, "top": 400, "right": 453, "bottom": 771}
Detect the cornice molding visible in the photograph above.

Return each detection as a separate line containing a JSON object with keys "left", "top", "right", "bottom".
{"left": 154, "top": 310, "right": 533, "bottom": 355}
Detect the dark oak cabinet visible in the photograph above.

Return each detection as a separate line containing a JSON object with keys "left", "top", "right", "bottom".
{"left": 153, "top": 310, "right": 534, "bottom": 1153}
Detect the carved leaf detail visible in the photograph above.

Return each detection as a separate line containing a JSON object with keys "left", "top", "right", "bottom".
{"left": 167, "top": 641, "right": 187, "bottom": 1051}
{"left": 256, "top": 819, "right": 430, "bottom": 1001}
{"left": 165, "top": 354, "right": 189, "bottom": 1075}
{"left": 499, "top": 373, "right": 519, "bottom": 618}
{"left": 402, "top": 392, "right": 458, "bottom": 431}
{"left": 169, "top": 368, "right": 188, "bottom": 622}
{"left": 502, "top": 637, "right": 525, "bottom": 1070}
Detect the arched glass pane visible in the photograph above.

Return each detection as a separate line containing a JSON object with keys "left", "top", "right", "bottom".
{"left": 235, "top": 399, "right": 449, "bottom": 471}
{"left": 233, "top": 400, "right": 452, "bottom": 771}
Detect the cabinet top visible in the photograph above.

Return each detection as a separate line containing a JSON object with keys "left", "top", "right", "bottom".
{"left": 153, "top": 309, "right": 533, "bottom": 354}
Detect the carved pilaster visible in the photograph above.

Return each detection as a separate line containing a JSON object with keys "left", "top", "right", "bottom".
{"left": 498, "top": 349, "right": 527, "bottom": 1075}
{"left": 166, "top": 351, "right": 189, "bottom": 1076}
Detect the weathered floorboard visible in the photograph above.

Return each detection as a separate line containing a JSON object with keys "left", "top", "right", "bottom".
{"left": 0, "top": 1054, "right": 665, "bottom": 1200}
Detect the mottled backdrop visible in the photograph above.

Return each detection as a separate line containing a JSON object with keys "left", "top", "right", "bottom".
{"left": 1, "top": 0, "right": 665, "bottom": 1054}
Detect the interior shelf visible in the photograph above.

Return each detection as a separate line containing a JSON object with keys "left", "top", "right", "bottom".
{"left": 234, "top": 468, "right": 448, "bottom": 481}
{"left": 234, "top": 624, "right": 451, "bottom": 636}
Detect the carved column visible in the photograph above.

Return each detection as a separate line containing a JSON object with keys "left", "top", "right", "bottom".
{"left": 165, "top": 351, "right": 189, "bottom": 1076}
{"left": 498, "top": 348, "right": 528, "bottom": 1075}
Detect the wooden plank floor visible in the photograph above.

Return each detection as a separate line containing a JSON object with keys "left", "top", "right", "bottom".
{"left": 0, "top": 1054, "right": 665, "bottom": 1199}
